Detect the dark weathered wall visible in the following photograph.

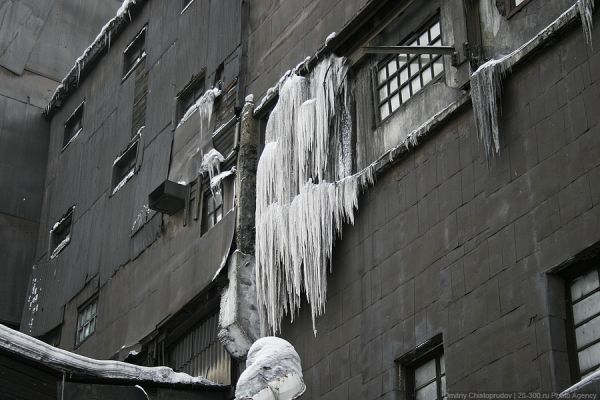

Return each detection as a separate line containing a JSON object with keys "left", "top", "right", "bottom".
{"left": 24, "top": 0, "right": 243, "bottom": 360}
{"left": 280, "top": 16, "right": 600, "bottom": 398}
{"left": 0, "top": 0, "right": 119, "bottom": 328}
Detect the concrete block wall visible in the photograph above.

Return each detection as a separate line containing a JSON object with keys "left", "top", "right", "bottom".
{"left": 279, "top": 18, "right": 600, "bottom": 399}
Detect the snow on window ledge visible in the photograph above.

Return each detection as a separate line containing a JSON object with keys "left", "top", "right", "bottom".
{"left": 180, "top": 0, "right": 197, "bottom": 15}
{"left": 112, "top": 169, "right": 136, "bottom": 196}
{"left": 122, "top": 52, "right": 147, "bottom": 83}
{"left": 61, "top": 127, "right": 83, "bottom": 152}
{"left": 50, "top": 235, "right": 71, "bottom": 259}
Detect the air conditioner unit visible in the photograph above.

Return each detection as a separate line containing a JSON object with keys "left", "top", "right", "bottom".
{"left": 148, "top": 180, "right": 188, "bottom": 215}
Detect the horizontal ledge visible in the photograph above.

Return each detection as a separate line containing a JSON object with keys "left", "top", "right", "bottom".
{"left": 361, "top": 45, "right": 456, "bottom": 55}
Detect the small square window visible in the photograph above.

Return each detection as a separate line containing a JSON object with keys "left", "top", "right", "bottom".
{"left": 567, "top": 268, "right": 600, "bottom": 380}
{"left": 376, "top": 18, "right": 445, "bottom": 121}
{"left": 76, "top": 297, "right": 98, "bottom": 346}
{"left": 177, "top": 75, "right": 206, "bottom": 123}
{"left": 63, "top": 102, "right": 84, "bottom": 148}
{"left": 112, "top": 139, "right": 139, "bottom": 194}
{"left": 50, "top": 207, "right": 74, "bottom": 259}
{"left": 201, "top": 190, "right": 223, "bottom": 234}
{"left": 123, "top": 26, "right": 147, "bottom": 79}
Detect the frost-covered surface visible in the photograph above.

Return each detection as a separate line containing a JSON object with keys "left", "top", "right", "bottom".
{"left": 177, "top": 88, "right": 222, "bottom": 129}
{"left": 218, "top": 251, "right": 261, "bottom": 359}
{"left": 255, "top": 56, "right": 374, "bottom": 335}
{"left": 131, "top": 204, "right": 152, "bottom": 234}
{"left": 578, "top": 0, "right": 595, "bottom": 45}
{"left": 0, "top": 324, "right": 221, "bottom": 386}
{"left": 235, "top": 337, "right": 305, "bottom": 400}
{"left": 201, "top": 148, "right": 226, "bottom": 183}
{"left": 46, "top": 0, "right": 145, "bottom": 115}
{"left": 560, "top": 368, "right": 600, "bottom": 395}
{"left": 50, "top": 236, "right": 71, "bottom": 259}
{"left": 470, "top": 0, "right": 593, "bottom": 160}
{"left": 211, "top": 168, "right": 236, "bottom": 190}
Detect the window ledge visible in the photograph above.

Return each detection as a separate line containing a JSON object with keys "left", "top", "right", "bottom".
{"left": 121, "top": 53, "right": 146, "bottom": 83}
{"left": 181, "top": 0, "right": 196, "bottom": 15}
{"left": 61, "top": 128, "right": 82, "bottom": 153}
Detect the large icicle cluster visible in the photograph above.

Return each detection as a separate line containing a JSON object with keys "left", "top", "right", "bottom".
{"left": 470, "top": 58, "right": 507, "bottom": 159}
{"left": 255, "top": 56, "right": 373, "bottom": 335}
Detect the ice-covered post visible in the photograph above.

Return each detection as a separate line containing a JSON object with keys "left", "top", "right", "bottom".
{"left": 235, "top": 337, "right": 306, "bottom": 400}
{"left": 217, "top": 95, "right": 261, "bottom": 358}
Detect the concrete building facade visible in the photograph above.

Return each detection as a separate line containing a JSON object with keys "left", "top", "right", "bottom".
{"left": 0, "top": 0, "right": 120, "bottom": 329}
{"left": 9, "top": 0, "right": 600, "bottom": 398}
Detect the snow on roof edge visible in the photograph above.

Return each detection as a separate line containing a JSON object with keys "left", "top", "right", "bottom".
{"left": 44, "top": 0, "right": 148, "bottom": 118}
{"left": 0, "top": 324, "right": 223, "bottom": 387}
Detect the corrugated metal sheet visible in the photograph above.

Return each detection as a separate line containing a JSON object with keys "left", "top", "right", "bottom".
{"left": 169, "top": 312, "right": 231, "bottom": 385}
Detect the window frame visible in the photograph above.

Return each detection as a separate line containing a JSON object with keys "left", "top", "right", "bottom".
{"left": 63, "top": 101, "right": 85, "bottom": 150}
{"left": 375, "top": 15, "right": 445, "bottom": 124}
{"left": 397, "top": 335, "right": 445, "bottom": 400}
{"left": 122, "top": 25, "right": 147, "bottom": 81}
{"left": 177, "top": 71, "right": 206, "bottom": 124}
{"left": 75, "top": 296, "right": 98, "bottom": 347}
{"left": 111, "top": 137, "right": 140, "bottom": 195}
{"left": 565, "top": 265, "right": 600, "bottom": 382}
{"left": 49, "top": 206, "right": 75, "bottom": 259}
{"left": 499, "top": 0, "right": 533, "bottom": 18}
{"left": 201, "top": 190, "right": 223, "bottom": 234}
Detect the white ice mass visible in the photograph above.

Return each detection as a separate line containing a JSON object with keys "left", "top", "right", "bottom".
{"left": 255, "top": 55, "right": 374, "bottom": 335}
{"left": 235, "top": 337, "right": 305, "bottom": 400}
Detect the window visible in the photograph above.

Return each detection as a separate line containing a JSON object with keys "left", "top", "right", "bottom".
{"left": 376, "top": 18, "right": 444, "bottom": 121}
{"left": 76, "top": 298, "right": 97, "bottom": 346}
{"left": 496, "top": 0, "right": 531, "bottom": 17}
{"left": 63, "top": 102, "right": 84, "bottom": 148}
{"left": 123, "top": 26, "right": 147, "bottom": 79}
{"left": 567, "top": 268, "right": 600, "bottom": 380}
{"left": 50, "top": 207, "right": 74, "bottom": 259}
{"left": 177, "top": 74, "right": 206, "bottom": 123}
{"left": 201, "top": 190, "right": 223, "bottom": 233}
{"left": 112, "top": 139, "right": 139, "bottom": 194}
{"left": 408, "top": 353, "right": 447, "bottom": 400}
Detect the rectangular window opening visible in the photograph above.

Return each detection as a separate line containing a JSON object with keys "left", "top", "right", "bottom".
{"left": 177, "top": 74, "right": 206, "bottom": 123}
{"left": 567, "top": 267, "right": 600, "bottom": 381}
{"left": 112, "top": 140, "right": 139, "bottom": 194}
{"left": 76, "top": 297, "right": 98, "bottom": 347}
{"left": 376, "top": 18, "right": 444, "bottom": 122}
{"left": 63, "top": 102, "right": 84, "bottom": 148}
{"left": 397, "top": 336, "right": 446, "bottom": 400}
{"left": 50, "top": 207, "right": 74, "bottom": 259}
{"left": 123, "top": 26, "right": 147, "bottom": 79}
{"left": 201, "top": 190, "right": 223, "bottom": 234}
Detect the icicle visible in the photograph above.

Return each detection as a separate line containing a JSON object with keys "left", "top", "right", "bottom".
{"left": 200, "top": 149, "right": 225, "bottom": 182}
{"left": 470, "top": 58, "right": 506, "bottom": 159}
{"left": 255, "top": 56, "right": 374, "bottom": 335}
{"left": 578, "top": 0, "right": 595, "bottom": 46}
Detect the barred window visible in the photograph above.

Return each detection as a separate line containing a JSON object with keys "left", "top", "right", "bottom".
{"left": 568, "top": 268, "right": 600, "bottom": 380}
{"left": 377, "top": 19, "right": 444, "bottom": 121}
{"left": 76, "top": 298, "right": 97, "bottom": 346}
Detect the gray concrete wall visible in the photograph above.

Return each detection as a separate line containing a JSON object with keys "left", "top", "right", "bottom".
{"left": 23, "top": 0, "right": 243, "bottom": 359}
{"left": 279, "top": 15, "right": 600, "bottom": 398}
{"left": 0, "top": 0, "right": 119, "bottom": 328}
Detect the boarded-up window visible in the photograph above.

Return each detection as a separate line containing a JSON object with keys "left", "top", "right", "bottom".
{"left": 168, "top": 311, "right": 231, "bottom": 384}
{"left": 132, "top": 65, "right": 148, "bottom": 136}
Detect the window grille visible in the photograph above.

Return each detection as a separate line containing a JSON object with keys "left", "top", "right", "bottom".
{"left": 568, "top": 268, "right": 600, "bottom": 380}
{"left": 168, "top": 312, "right": 231, "bottom": 384}
{"left": 376, "top": 19, "right": 444, "bottom": 121}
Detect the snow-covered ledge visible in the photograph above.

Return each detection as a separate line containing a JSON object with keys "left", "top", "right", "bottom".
{"left": 0, "top": 324, "right": 221, "bottom": 387}
{"left": 560, "top": 370, "right": 600, "bottom": 396}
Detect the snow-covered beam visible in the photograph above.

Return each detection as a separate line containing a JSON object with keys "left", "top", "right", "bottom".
{"left": 0, "top": 324, "right": 221, "bottom": 387}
